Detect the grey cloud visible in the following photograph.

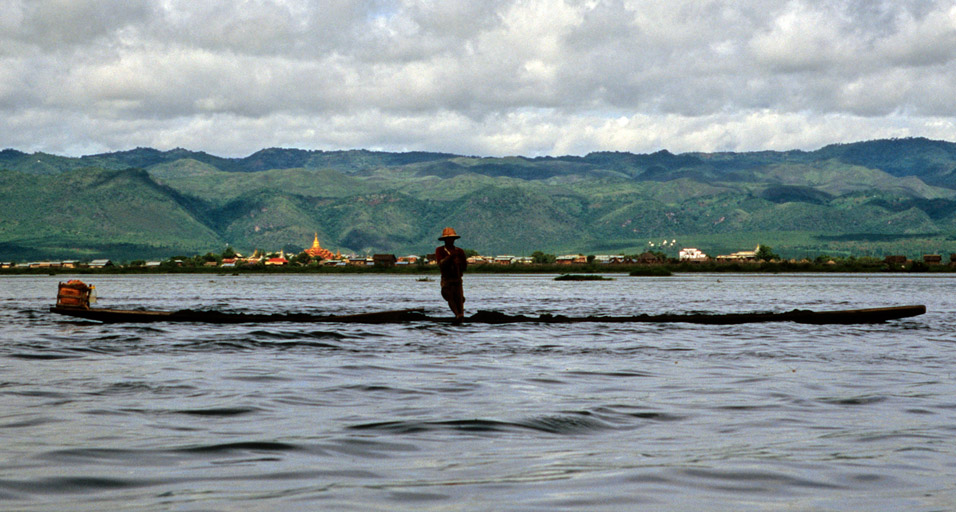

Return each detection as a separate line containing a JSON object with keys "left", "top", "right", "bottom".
{"left": 8, "top": 0, "right": 153, "bottom": 49}
{"left": 0, "top": 0, "right": 954, "bottom": 157}
{"left": 150, "top": 1, "right": 369, "bottom": 57}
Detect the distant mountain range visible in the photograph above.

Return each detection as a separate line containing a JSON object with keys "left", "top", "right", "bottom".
{"left": 2, "top": 138, "right": 956, "bottom": 261}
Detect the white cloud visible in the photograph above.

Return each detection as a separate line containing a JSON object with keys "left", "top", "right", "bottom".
{"left": 1, "top": 0, "right": 954, "bottom": 157}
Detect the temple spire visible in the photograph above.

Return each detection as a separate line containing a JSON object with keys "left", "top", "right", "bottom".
{"left": 305, "top": 232, "right": 334, "bottom": 260}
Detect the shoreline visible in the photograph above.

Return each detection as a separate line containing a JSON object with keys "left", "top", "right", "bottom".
{"left": 4, "top": 261, "right": 956, "bottom": 276}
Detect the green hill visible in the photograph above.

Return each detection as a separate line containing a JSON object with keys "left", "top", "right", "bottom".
{"left": 0, "top": 167, "right": 223, "bottom": 260}
{"left": 2, "top": 138, "right": 956, "bottom": 261}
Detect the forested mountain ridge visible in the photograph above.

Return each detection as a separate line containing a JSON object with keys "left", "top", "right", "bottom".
{"left": 2, "top": 138, "right": 955, "bottom": 261}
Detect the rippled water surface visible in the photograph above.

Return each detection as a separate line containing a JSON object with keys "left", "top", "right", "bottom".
{"left": 2, "top": 273, "right": 956, "bottom": 511}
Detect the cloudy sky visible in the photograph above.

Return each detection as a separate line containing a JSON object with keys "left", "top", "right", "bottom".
{"left": 2, "top": 0, "right": 955, "bottom": 157}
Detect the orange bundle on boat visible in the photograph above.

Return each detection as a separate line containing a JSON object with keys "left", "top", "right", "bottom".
{"left": 57, "top": 280, "right": 93, "bottom": 309}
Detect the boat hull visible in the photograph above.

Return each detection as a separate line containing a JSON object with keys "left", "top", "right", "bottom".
{"left": 50, "top": 305, "right": 926, "bottom": 325}
{"left": 465, "top": 305, "right": 927, "bottom": 324}
{"left": 48, "top": 306, "right": 428, "bottom": 324}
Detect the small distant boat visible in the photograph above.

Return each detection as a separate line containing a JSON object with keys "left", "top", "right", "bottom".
{"left": 50, "top": 281, "right": 926, "bottom": 325}
{"left": 554, "top": 274, "right": 612, "bottom": 281}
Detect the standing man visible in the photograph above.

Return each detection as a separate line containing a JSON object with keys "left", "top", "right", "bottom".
{"left": 435, "top": 227, "right": 467, "bottom": 320}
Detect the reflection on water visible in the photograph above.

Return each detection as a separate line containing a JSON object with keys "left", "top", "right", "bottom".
{"left": 1, "top": 273, "right": 955, "bottom": 510}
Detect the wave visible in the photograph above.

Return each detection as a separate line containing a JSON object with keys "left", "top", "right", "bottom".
{"left": 172, "top": 407, "right": 262, "bottom": 417}
{"left": 178, "top": 441, "right": 300, "bottom": 454}
{"left": 349, "top": 412, "right": 613, "bottom": 435}
{"left": 0, "top": 476, "right": 153, "bottom": 496}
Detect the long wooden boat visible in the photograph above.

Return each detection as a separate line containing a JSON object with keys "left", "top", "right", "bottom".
{"left": 49, "top": 306, "right": 430, "bottom": 324}
{"left": 50, "top": 304, "right": 926, "bottom": 325}
{"left": 49, "top": 280, "right": 926, "bottom": 325}
{"left": 463, "top": 305, "right": 927, "bottom": 325}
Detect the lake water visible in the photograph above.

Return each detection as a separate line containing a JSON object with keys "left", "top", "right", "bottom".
{"left": 1, "top": 273, "right": 955, "bottom": 511}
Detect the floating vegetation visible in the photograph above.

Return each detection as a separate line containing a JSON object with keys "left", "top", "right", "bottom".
{"left": 628, "top": 267, "right": 673, "bottom": 277}
{"left": 554, "top": 274, "right": 613, "bottom": 281}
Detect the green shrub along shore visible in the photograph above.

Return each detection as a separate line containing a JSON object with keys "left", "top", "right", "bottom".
{"left": 3, "top": 244, "right": 955, "bottom": 275}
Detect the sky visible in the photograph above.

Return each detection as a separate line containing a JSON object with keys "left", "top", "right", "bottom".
{"left": 2, "top": 0, "right": 955, "bottom": 158}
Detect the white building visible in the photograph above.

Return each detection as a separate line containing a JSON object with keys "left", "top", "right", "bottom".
{"left": 679, "top": 248, "right": 708, "bottom": 262}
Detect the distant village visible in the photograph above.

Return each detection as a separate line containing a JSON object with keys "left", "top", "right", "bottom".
{"left": 3, "top": 234, "right": 956, "bottom": 271}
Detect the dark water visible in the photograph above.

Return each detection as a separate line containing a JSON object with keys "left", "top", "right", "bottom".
{"left": 2, "top": 273, "right": 955, "bottom": 511}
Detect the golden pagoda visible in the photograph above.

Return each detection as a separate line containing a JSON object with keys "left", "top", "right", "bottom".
{"left": 304, "top": 233, "right": 335, "bottom": 260}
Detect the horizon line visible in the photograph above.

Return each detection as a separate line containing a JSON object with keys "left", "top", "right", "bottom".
{"left": 3, "top": 136, "right": 952, "bottom": 161}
